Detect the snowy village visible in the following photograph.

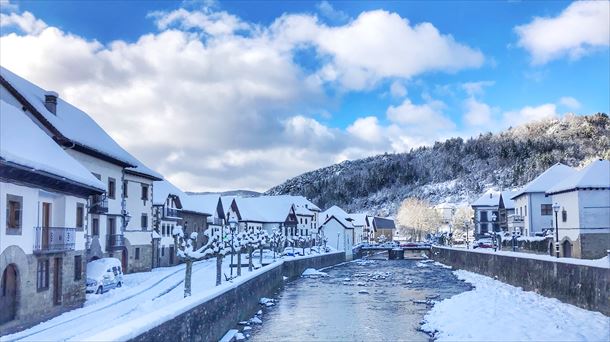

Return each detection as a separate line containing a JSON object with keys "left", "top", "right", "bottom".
{"left": 1, "top": 1, "right": 609, "bottom": 341}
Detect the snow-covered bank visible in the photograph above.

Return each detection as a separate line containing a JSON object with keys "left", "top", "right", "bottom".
{"left": 421, "top": 269, "right": 610, "bottom": 341}
{"left": 437, "top": 246, "right": 610, "bottom": 268}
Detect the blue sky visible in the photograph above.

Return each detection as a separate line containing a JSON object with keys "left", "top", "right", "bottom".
{"left": 1, "top": 0, "right": 608, "bottom": 191}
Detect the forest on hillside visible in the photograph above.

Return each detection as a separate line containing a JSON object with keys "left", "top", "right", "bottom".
{"left": 266, "top": 113, "right": 610, "bottom": 216}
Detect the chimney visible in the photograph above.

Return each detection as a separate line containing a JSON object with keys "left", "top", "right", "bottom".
{"left": 44, "top": 91, "right": 58, "bottom": 114}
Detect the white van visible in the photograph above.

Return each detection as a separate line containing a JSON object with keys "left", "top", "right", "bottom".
{"left": 86, "top": 258, "right": 124, "bottom": 294}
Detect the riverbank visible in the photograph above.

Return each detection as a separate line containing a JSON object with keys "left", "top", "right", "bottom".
{"left": 431, "top": 246, "right": 610, "bottom": 315}
{"left": 422, "top": 268, "right": 610, "bottom": 341}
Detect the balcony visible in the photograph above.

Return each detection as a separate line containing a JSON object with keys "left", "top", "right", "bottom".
{"left": 163, "top": 207, "right": 180, "bottom": 219}
{"left": 34, "top": 227, "right": 76, "bottom": 254}
{"left": 89, "top": 194, "right": 108, "bottom": 214}
{"left": 106, "top": 234, "right": 125, "bottom": 250}
{"left": 207, "top": 217, "right": 223, "bottom": 226}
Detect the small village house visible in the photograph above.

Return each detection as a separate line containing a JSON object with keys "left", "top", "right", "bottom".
{"left": 0, "top": 101, "right": 105, "bottom": 333}
{"left": 546, "top": 159, "right": 610, "bottom": 259}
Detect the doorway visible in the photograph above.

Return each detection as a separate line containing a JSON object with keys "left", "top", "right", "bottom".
{"left": 53, "top": 257, "right": 62, "bottom": 305}
{"left": 562, "top": 240, "right": 572, "bottom": 258}
{"left": 42, "top": 202, "right": 52, "bottom": 249}
{"left": 1, "top": 264, "right": 18, "bottom": 324}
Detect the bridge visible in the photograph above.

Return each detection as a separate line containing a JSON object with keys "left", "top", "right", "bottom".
{"left": 355, "top": 244, "right": 432, "bottom": 260}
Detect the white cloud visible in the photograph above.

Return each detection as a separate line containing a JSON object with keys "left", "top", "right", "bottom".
{"left": 463, "top": 97, "right": 493, "bottom": 126}
{"left": 390, "top": 80, "right": 407, "bottom": 98}
{"left": 271, "top": 10, "right": 484, "bottom": 90}
{"left": 0, "top": 6, "right": 486, "bottom": 192}
{"left": 0, "top": 10, "right": 47, "bottom": 34}
{"left": 0, "top": 0, "right": 18, "bottom": 12}
{"left": 502, "top": 103, "right": 558, "bottom": 127}
{"left": 515, "top": 1, "right": 610, "bottom": 64}
{"left": 316, "top": 1, "right": 349, "bottom": 23}
{"left": 558, "top": 96, "right": 581, "bottom": 110}
{"left": 462, "top": 80, "right": 495, "bottom": 96}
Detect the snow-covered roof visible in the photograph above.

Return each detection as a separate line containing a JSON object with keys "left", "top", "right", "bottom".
{"left": 512, "top": 163, "right": 577, "bottom": 199}
{"left": 471, "top": 190, "right": 500, "bottom": 207}
{"left": 322, "top": 215, "right": 354, "bottom": 229}
{"left": 546, "top": 160, "right": 610, "bottom": 195}
{"left": 220, "top": 196, "right": 235, "bottom": 215}
{"left": 499, "top": 191, "right": 518, "bottom": 210}
{"left": 0, "top": 66, "right": 161, "bottom": 180}
{"left": 185, "top": 194, "right": 221, "bottom": 216}
{"left": 321, "top": 205, "right": 351, "bottom": 222}
{"left": 372, "top": 217, "right": 396, "bottom": 230}
{"left": 434, "top": 202, "right": 456, "bottom": 210}
{"left": 0, "top": 100, "right": 105, "bottom": 191}
{"left": 235, "top": 196, "right": 295, "bottom": 222}
{"left": 349, "top": 213, "right": 368, "bottom": 227}
{"left": 153, "top": 179, "right": 186, "bottom": 206}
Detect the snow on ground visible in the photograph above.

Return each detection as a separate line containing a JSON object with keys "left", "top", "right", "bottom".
{"left": 2, "top": 251, "right": 339, "bottom": 342}
{"left": 439, "top": 246, "right": 610, "bottom": 268}
{"left": 301, "top": 268, "right": 328, "bottom": 277}
{"left": 421, "top": 269, "right": 610, "bottom": 341}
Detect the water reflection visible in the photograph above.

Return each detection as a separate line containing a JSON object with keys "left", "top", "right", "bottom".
{"left": 249, "top": 258, "right": 472, "bottom": 342}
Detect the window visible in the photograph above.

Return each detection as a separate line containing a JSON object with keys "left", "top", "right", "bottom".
{"left": 141, "top": 185, "right": 149, "bottom": 201}
{"left": 6, "top": 194, "right": 22, "bottom": 234}
{"left": 480, "top": 211, "right": 488, "bottom": 222}
{"left": 76, "top": 203, "right": 85, "bottom": 230}
{"left": 135, "top": 247, "right": 140, "bottom": 260}
{"left": 162, "top": 224, "right": 166, "bottom": 236}
{"left": 92, "top": 217, "right": 100, "bottom": 236}
{"left": 161, "top": 247, "right": 165, "bottom": 256}
{"left": 37, "top": 259, "right": 49, "bottom": 290}
{"left": 108, "top": 217, "right": 117, "bottom": 235}
{"left": 541, "top": 204, "right": 553, "bottom": 216}
{"left": 74, "top": 255, "right": 82, "bottom": 281}
{"left": 108, "top": 178, "right": 116, "bottom": 199}
{"left": 300, "top": 218, "right": 303, "bottom": 224}
{"left": 562, "top": 209, "right": 567, "bottom": 222}
{"left": 123, "top": 180, "right": 128, "bottom": 198}
{"left": 524, "top": 206, "right": 527, "bottom": 217}
{"left": 480, "top": 223, "right": 488, "bottom": 234}
{"left": 141, "top": 214, "right": 148, "bottom": 230}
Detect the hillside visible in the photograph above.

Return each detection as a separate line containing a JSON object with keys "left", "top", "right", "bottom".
{"left": 266, "top": 113, "right": 610, "bottom": 216}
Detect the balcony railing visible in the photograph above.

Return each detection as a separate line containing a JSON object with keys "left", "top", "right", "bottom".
{"left": 163, "top": 207, "right": 180, "bottom": 219}
{"left": 89, "top": 194, "right": 109, "bottom": 214}
{"left": 107, "top": 234, "right": 125, "bottom": 250}
{"left": 207, "top": 217, "right": 223, "bottom": 226}
{"left": 34, "top": 227, "right": 76, "bottom": 253}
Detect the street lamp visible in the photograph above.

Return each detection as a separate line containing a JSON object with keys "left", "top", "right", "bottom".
{"left": 491, "top": 212, "right": 497, "bottom": 252}
{"left": 553, "top": 202, "right": 561, "bottom": 258}
{"left": 228, "top": 218, "right": 238, "bottom": 276}
{"left": 449, "top": 207, "right": 455, "bottom": 247}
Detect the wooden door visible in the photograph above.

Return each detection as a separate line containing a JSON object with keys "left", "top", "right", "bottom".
{"left": 0, "top": 264, "right": 18, "bottom": 324}
{"left": 42, "top": 202, "right": 51, "bottom": 248}
{"left": 53, "top": 258, "right": 62, "bottom": 305}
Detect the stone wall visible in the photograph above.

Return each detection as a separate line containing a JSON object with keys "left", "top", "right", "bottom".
{"left": 500, "top": 237, "right": 553, "bottom": 255}
{"left": 579, "top": 233, "right": 610, "bottom": 259}
{"left": 124, "top": 242, "right": 153, "bottom": 273}
{"left": 0, "top": 246, "right": 86, "bottom": 335}
{"left": 130, "top": 252, "right": 345, "bottom": 342}
{"left": 431, "top": 247, "right": 610, "bottom": 316}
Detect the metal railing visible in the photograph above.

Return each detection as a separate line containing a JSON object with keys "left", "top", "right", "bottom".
{"left": 34, "top": 227, "right": 76, "bottom": 253}
{"left": 107, "top": 234, "right": 125, "bottom": 250}
{"left": 89, "top": 194, "right": 108, "bottom": 214}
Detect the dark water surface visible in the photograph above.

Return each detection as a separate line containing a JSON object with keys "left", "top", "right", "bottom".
{"left": 248, "top": 258, "right": 472, "bottom": 342}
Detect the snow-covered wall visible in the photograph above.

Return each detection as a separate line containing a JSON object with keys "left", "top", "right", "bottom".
{"left": 431, "top": 247, "right": 610, "bottom": 316}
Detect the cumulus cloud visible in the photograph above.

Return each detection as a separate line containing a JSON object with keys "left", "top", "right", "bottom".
{"left": 316, "top": 1, "right": 349, "bottom": 23}
{"left": 463, "top": 97, "right": 493, "bottom": 126}
{"left": 515, "top": 1, "right": 610, "bottom": 64}
{"left": 390, "top": 80, "right": 407, "bottom": 98}
{"left": 462, "top": 80, "right": 495, "bottom": 96}
{"left": 558, "top": 96, "right": 581, "bottom": 110}
{"left": 502, "top": 103, "right": 559, "bottom": 128}
{"left": 0, "top": 5, "right": 486, "bottom": 191}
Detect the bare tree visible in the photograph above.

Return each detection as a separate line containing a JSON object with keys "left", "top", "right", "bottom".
{"left": 396, "top": 198, "right": 442, "bottom": 241}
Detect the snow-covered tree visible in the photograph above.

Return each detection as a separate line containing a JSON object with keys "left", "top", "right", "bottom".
{"left": 173, "top": 225, "right": 229, "bottom": 297}
{"left": 269, "top": 228, "right": 284, "bottom": 260}
{"left": 396, "top": 198, "right": 442, "bottom": 241}
{"left": 232, "top": 232, "right": 248, "bottom": 276}
{"left": 244, "top": 227, "right": 269, "bottom": 271}
{"left": 297, "top": 235, "right": 311, "bottom": 255}
{"left": 377, "top": 234, "right": 387, "bottom": 244}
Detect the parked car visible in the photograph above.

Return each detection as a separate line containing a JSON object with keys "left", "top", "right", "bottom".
{"left": 473, "top": 238, "right": 496, "bottom": 249}
{"left": 86, "top": 258, "right": 124, "bottom": 294}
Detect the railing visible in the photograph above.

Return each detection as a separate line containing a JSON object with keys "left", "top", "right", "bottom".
{"left": 107, "top": 234, "right": 125, "bottom": 250}
{"left": 164, "top": 207, "right": 179, "bottom": 218}
{"left": 208, "top": 217, "right": 223, "bottom": 226}
{"left": 89, "top": 194, "right": 108, "bottom": 214}
{"left": 507, "top": 215, "right": 525, "bottom": 224}
{"left": 34, "top": 227, "right": 76, "bottom": 253}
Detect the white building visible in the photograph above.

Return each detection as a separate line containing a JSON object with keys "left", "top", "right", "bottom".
{"left": 511, "top": 163, "right": 577, "bottom": 236}
{"left": 234, "top": 196, "right": 298, "bottom": 239}
{"left": 1, "top": 67, "right": 162, "bottom": 273}
{"left": 546, "top": 160, "right": 610, "bottom": 259}
{"left": 152, "top": 180, "right": 184, "bottom": 267}
{"left": 471, "top": 191, "right": 500, "bottom": 237}
{"left": 1, "top": 101, "right": 105, "bottom": 332}
{"left": 319, "top": 206, "right": 356, "bottom": 255}
{"left": 434, "top": 203, "right": 456, "bottom": 234}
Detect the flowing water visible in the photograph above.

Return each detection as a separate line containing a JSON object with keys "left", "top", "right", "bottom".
{"left": 248, "top": 257, "right": 472, "bottom": 341}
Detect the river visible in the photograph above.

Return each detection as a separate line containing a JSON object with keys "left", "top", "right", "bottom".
{"left": 248, "top": 257, "right": 472, "bottom": 341}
